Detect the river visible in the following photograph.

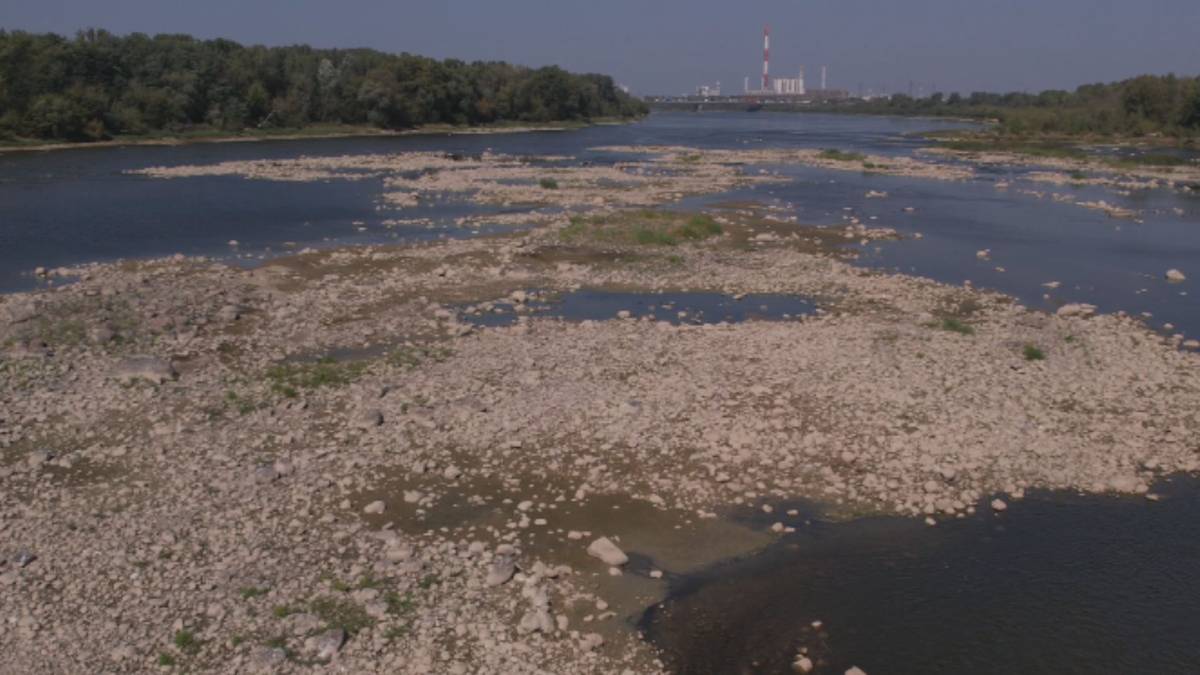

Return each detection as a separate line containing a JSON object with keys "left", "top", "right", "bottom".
{"left": 3, "top": 112, "right": 1197, "bottom": 337}
{"left": 3, "top": 112, "right": 1200, "bottom": 674}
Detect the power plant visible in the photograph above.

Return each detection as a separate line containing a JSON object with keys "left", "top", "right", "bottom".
{"left": 662, "top": 25, "right": 850, "bottom": 107}
{"left": 744, "top": 26, "right": 806, "bottom": 96}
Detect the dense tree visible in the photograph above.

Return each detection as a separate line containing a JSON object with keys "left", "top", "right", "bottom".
{"left": 808, "top": 74, "right": 1200, "bottom": 138}
{"left": 0, "top": 29, "right": 646, "bottom": 142}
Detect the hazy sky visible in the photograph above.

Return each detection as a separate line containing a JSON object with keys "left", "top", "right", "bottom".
{"left": 2, "top": 0, "right": 1197, "bottom": 95}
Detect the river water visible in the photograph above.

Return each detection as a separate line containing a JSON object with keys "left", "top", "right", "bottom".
{"left": 3, "top": 112, "right": 1197, "bottom": 335}
{"left": 3, "top": 112, "right": 1200, "bottom": 673}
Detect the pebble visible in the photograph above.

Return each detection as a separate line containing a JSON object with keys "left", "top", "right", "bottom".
{"left": 991, "top": 498, "right": 1008, "bottom": 512}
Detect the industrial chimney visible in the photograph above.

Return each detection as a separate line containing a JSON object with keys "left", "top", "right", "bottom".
{"left": 762, "top": 26, "right": 770, "bottom": 91}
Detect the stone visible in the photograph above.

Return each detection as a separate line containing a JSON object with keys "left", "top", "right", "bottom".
{"left": 990, "top": 498, "right": 1008, "bottom": 512}
{"left": 586, "top": 537, "right": 628, "bottom": 566}
{"left": 113, "top": 356, "right": 176, "bottom": 385}
{"left": 846, "top": 668, "right": 868, "bottom": 675}
{"left": 354, "top": 408, "right": 384, "bottom": 429}
{"left": 12, "top": 550, "right": 36, "bottom": 568}
{"left": 217, "top": 304, "right": 242, "bottom": 322}
{"left": 253, "top": 465, "right": 280, "bottom": 484}
{"left": 793, "top": 655, "right": 814, "bottom": 673}
{"left": 1165, "top": 269, "right": 1186, "bottom": 283}
{"left": 1056, "top": 303, "right": 1096, "bottom": 318}
{"left": 579, "top": 633, "right": 605, "bottom": 651}
{"left": 363, "top": 500, "right": 386, "bottom": 515}
{"left": 87, "top": 325, "right": 116, "bottom": 344}
{"left": 26, "top": 449, "right": 53, "bottom": 469}
{"left": 313, "top": 628, "right": 347, "bottom": 660}
{"left": 250, "top": 647, "right": 288, "bottom": 671}
{"left": 486, "top": 556, "right": 516, "bottom": 586}
{"left": 2, "top": 300, "right": 38, "bottom": 325}
{"left": 443, "top": 465, "right": 462, "bottom": 480}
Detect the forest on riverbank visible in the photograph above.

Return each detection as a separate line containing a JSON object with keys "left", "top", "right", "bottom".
{"left": 816, "top": 74, "right": 1200, "bottom": 139}
{"left": 0, "top": 29, "right": 647, "bottom": 144}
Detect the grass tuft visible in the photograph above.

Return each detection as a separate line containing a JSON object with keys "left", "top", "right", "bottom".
{"left": 818, "top": 148, "right": 867, "bottom": 162}
{"left": 538, "top": 177, "right": 559, "bottom": 189}
{"left": 173, "top": 629, "right": 200, "bottom": 655}
{"left": 1023, "top": 344, "right": 1046, "bottom": 361}
{"left": 563, "top": 210, "right": 722, "bottom": 248}
{"left": 239, "top": 586, "right": 270, "bottom": 599}
{"left": 309, "top": 596, "right": 374, "bottom": 636}
{"left": 940, "top": 317, "right": 975, "bottom": 335}
{"left": 265, "top": 357, "right": 366, "bottom": 397}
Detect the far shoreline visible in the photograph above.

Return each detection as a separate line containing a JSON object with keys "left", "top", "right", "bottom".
{"left": 0, "top": 117, "right": 638, "bottom": 156}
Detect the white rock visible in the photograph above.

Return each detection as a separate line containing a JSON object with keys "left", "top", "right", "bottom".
{"left": 793, "top": 655, "right": 814, "bottom": 673}
{"left": 990, "top": 498, "right": 1007, "bottom": 512}
{"left": 1056, "top": 303, "right": 1096, "bottom": 318}
{"left": 1165, "top": 269, "right": 1186, "bottom": 282}
{"left": 586, "top": 537, "right": 628, "bottom": 566}
{"left": 363, "top": 500, "right": 385, "bottom": 515}
{"left": 486, "top": 557, "right": 516, "bottom": 586}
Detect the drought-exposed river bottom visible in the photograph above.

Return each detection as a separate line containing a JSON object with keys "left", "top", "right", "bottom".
{"left": 2, "top": 112, "right": 1200, "bottom": 674}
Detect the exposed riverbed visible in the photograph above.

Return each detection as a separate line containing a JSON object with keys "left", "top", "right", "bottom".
{"left": 1, "top": 112, "right": 1199, "bottom": 674}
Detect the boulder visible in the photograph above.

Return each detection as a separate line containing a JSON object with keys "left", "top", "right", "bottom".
{"left": 586, "top": 537, "right": 628, "bottom": 566}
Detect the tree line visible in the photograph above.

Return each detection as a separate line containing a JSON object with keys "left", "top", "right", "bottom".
{"left": 819, "top": 75, "right": 1200, "bottom": 138}
{"left": 0, "top": 29, "right": 648, "bottom": 143}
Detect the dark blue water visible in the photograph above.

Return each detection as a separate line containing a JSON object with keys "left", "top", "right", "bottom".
{"left": 642, "top": 477, "right": 1200, "bottom": 675}
{"left": 1, "top": 111, "right": 1197, "bottom": 338}
{"left": 461, "top": 290, "right": 814, "bottom": 327}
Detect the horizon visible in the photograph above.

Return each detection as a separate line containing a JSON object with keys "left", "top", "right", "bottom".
{"left": 2, "top": 0, "right": 1198, "bottom": 96}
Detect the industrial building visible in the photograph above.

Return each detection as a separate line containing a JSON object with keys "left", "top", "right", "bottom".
{"left": 744, "top": 26, "right": 805, "bottom": 96}
{"left": 677, "top": 25, "right": 849, "bottom": 106}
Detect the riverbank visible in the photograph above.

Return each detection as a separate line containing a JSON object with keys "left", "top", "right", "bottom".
{"left": 0, "top": 118, "right": 634, "bottom": 155}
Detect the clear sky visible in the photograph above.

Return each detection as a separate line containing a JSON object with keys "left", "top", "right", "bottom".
{"left": 2, "top": 0, "right": 1197, "bottom": 95}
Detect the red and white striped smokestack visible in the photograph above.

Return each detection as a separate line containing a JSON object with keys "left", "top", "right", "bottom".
{"left": 762, "top": 25, "right": 770, "bottom": 91}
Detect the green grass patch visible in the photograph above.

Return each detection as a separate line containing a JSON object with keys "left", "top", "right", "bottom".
{"left": 818, "top": 148, "right": 867, "bottom": 162}
{"left": 1023, "top": 344, "right": 1046, "bottom": 361}
{"left": 562, "top": 210, "right": 722, "bottom": 248}
{"left": 538, "top": 178, "right": 559, "bottom": 189}
{"left": 309, "top": 597, "right": 374, "bottom": 636}
{"left": 383, "top": 624, "right": 411, "bottom": 641}
{"left": 1068, "top": 169, "right": 1087, "bottom": 180}
{"left": 384, "top": 591, "right": 416, "bottom": 616}
{"left": 157, "top": 653, "right": 177, "bottom": 667}
{"left": 939, "top": 139, "right": 1089, "bottom": 161}
{"left": 265, "top": 357, "right": 366, "bottom": 397}
{"left": 239, "top": 586, "right": 270, "bottom": 599}
{"left": 940, "top": 317, "right": 975, "bottom": 335}
{"left": 173, "top": 629, "right": 200, "bottom": 655}
{"left": 272, "top": 604, "right": 301, "bottom": 619}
